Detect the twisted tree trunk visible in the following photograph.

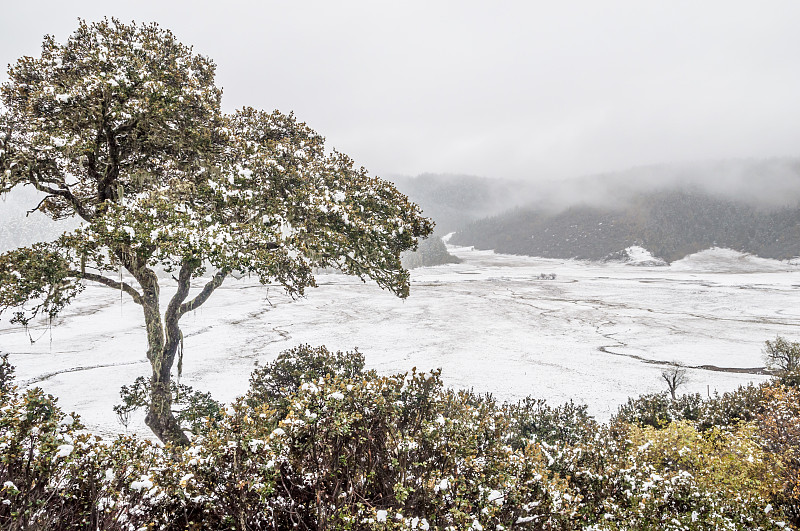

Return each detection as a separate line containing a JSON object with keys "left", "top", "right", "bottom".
{"left": 129, "top": 259, "right": 226, "bottom": 446}
{"left": 135, "top": 266, "right": 189, "bottom": 445}
{"left": 116, "top": 261, "right": 173, "bottom": 445}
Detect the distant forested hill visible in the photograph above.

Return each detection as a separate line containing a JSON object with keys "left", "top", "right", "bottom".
{"left": 391, "top": 173, "right": 535, "bottom": 267}
{"left": 450, "top": 188, "right": 800, "bottom": 262}
{"left": 395, "top": 160, "right": 800, "bottom": 263}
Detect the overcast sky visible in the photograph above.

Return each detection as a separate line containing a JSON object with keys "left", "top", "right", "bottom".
{"left": 2, "top": 1, "right": 799, "bottom": 181}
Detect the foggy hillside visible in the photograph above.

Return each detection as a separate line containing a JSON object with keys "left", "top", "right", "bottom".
{"left": 395, "top": 159, "right": 800, "bottom": 263}
{"left": 401, "top": 236, "right": 461, "bottom": 269}
{"left": 393, "top": 159, "right": 800, "bottom": 223}
{"left": 390, "top": 174, "right": 532, "bottom": 268}
{"left": 390, "top": 174, "right": 540, "bottom": 234}
{"left": 547, "top": 158, "right": 800, "bottom": 211}
{"left": 451, "top": 188, "right": 800, "bottom": 262}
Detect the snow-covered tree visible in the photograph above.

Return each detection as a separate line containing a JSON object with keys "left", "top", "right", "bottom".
{"left": 0, "top": 19, "right": 433, "bottom": 444}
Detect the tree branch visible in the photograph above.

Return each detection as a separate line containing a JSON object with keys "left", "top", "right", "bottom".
{"left": 165, "top": 261, "right": 196, "bottom": 321}
{"left": 179, "top": 270, "right": 227, "bottom": 316}
{"left": 67, "top": 270, "right": 143, "bottom": 305}
{"left": 26, "top": 194, "right": 51, "bottom": 216}
{"left": 30, "top": 178, "right": 94, "bottom": 222}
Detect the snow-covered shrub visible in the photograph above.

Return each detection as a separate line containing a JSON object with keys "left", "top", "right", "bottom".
{"left": 0, "top": 354, "right": 13, "bottom": 396}
{"left": 758, "top": 384, "right": 800, "bottom": 526}
{"left": 246, "top": 344, "right": 366, "bottom": 413}
{"left": 613, "top": 392, "right": 703, "bottom": 429}
{"left": 0, "top": 348, "right": 795, "bottom": 530}
{"left": 507, "top": 396, "right": 597, "bottom": 448}
{"left": 590, "top": 420, "right": 786, "bottom": 530}
{"left": 0, "top": 357, "right": 87, "bottom": 529}
{"left": 697, "top": 382, "right": 766, "bottom": 431}
{"left": 615, "top": 384, "right": 767, "bottom": 433}
{"left": 236, "top": 367, "right": 572, "bottom": 529}
{"left": 135, "top": 400, "right": 284, "bottom": 529}
{"left": 0, "top": 355, "right": 157, "bottom": 530}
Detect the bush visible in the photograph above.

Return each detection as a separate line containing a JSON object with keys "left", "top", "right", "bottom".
{"left": 113, "top": 368, "right": 571, "bottom": 530}
{"left": 0, "top": 347, "right": 795, "bottom": 530}
{"left": 764, "top": 336, "right": 800, "bottom": 376}
{"left": 615, "top": 384, "right": 768, "bottom": 433}
{"left": 758, "top": 383, "right": 800, "bottom": 526}
{"left": 507, "top": 397, "right": 597, "bottom": 448}
{"left": 238, "top": 368, "right": 570, "bottom": 529}
{"left": 697, "top": 382, "right": 766, "bottom": 431}
{"left": 593, "top": 421, "right": 785, "bottom": 529}
{"left": 246, "top": 344, "right": 366, "bottom": 413}
{"left": 0, "top": 354, "right": 162, "bottom": 530}
{"left": 613, "top": 392, "right": 703, "bottom": 429}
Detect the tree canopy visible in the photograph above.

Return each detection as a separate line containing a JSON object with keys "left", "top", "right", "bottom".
{"left": 0, "top": 19, "right": 433, "bottom": 444}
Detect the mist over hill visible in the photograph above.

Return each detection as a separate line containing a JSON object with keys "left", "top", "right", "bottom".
{"left": 451, "top": 189, "right": 800, "bottom": 262}
{"left": 390, "top": 174, "right": 540, "bottom": 234}
{"left": 394, "top": 159, "right": 800, "bottom": 263}
{"left": 538, "top": 158, "right": 800, "bottom": 212}
{"left": 389, "top": 173, "right": 532, "bottom": 267}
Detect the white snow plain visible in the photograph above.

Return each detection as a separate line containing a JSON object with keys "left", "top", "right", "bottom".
{"left": 2, "top": 244, "right": 799, "bottom": 438}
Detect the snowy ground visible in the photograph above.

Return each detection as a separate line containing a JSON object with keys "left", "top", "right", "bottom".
{"left": 2, "top": 244, "right": 799, "bottom": 437}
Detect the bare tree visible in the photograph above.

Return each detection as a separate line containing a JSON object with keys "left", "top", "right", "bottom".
{"left": 763, "top": 336, "right": 800, "bottom": 375}
{"left": 661, "top": 363, "right": 688, "bottom": 400}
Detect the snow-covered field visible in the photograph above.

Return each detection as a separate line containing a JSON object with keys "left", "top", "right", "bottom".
{"left": 2, "top": 244, "right": 799, "bottom": 437}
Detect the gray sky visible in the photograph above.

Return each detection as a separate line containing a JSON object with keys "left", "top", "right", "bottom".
{"left": 2, "top": 1, "right": 800, "bottom": 181}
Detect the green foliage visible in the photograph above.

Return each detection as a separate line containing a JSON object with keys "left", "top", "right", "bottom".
{"left": 764, "top": 336, "right": 800, "bottom": 377}
{"left": 592, "top": 421, "right": 785, "bottom": 530}
{"left": 1, "top": 347, "right": 794, "bottom": 529}
{"left": 0, "top": 362, "right": 162, "bottom": 530}
{"left": 614, "top": 392, "right": 703, "bottom": 429}
{"left": 0, "top": 243, "right": 84, "bottom": 326}
{"left": 0, "top": 18, "right": 432, "bottom": 443}
{"left": 0, "top": 350, "right": 572, "bottom": 530}
{"left": 614, "top": 384, "right": 767, "bottom": 432}
{"left": 224, "top": 369, "right": 570, "bottom": 530}
{"left": 114, "top": 376, "right": 222, "bottom": 435}
{"left": 0, "top": 18, "right": 432, "bottom": 311}
{"left": 0, "top": 354, "right": 14, "bottom": 396}
{"left": 697, "top": 382, "right": 766, "bottom": 431}
{"left": 507, "top": 396, "right": 597, "bottom": 448}
{"left": 0, "top": 13, "right": 432, "bottom": 300}
{"left": 757, "top": 384, "right": 800, "bottom": 525}
{"left": 246, "top": 344, "right": 366, "bottom": 412}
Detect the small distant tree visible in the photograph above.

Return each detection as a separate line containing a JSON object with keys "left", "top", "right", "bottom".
{"left": 0, "top": 19, "right": 433, "bottom": 445}
{"left": 661, "top": 362, "right": 688, "bottom": 400}
{"left": 763, "top": 336, "right": 800, "bottom": 377}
